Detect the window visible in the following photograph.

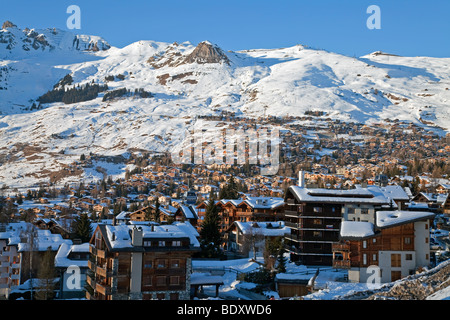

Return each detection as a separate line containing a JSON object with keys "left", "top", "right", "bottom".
{"left": 144, "top": 241, "right": 152, "bottom": 247}
{"left": 171, "top": 259, "right": 180, "bottom": 268}
{"left": 156, "top": 276, "right": 166, "bottom": 286}
{"left": 405, "top": 254, "right": 412, "bottom": 261}
{"left": 361, "top": 208, "right": 369, "bottom": 215}
{"left": 313, "top": 207, "right": 322, "bottom": 213}
{"left": 144, "top": 260, "right": 152, "bottom": 269}
{"left": 158, "top": 241, "right": 166, "bottom": 247}
{"left": 157, "top": 259, "right": 166, "bottom": 268}
{"left": 363, "top": 254, "right": 367, "bottom": 265}
{"left": 313, "top": 231, "right": 323, "bottom": 238}
{"left": 170, "top": 276, "right": 180, "bottom": 286}
{"left": 373, "top": 238, "right": 377, "bottom": 243}
{"left": 172, "top": 241, "right": 181, "bottom": 247}
{"left": 313, "top": 219, "right": 322, "bottom": 225}
{"left": 373, "top": 254, "right": 377, "bottom": 261}
{"left": 363, "top": 240, "right": 367, "bottom": 249}
{"left": 404, "top": 237, "right": 411, "bottom": 245}
{"left": 347, "top": 208, "right": 355, "bottom": 214}
{"left": 391, "top": 254, "right": 401, "bottom": 267}
{"left": 142, "top": 276, "right": 152, "bottom": 287}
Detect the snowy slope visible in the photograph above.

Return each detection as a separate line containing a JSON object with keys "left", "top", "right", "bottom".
{"left": 0, "top": 22, "right": 449, "bottom": 188}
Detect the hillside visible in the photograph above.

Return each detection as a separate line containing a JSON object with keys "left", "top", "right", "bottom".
{"left": 0, "top": 22, "right": 449, "bottom": 188}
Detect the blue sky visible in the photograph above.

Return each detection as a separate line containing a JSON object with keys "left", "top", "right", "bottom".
{"left": 1, "top": 0, "right": 449, "bottom": 57}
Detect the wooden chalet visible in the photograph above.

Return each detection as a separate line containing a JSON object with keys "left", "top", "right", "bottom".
{"left": 332, "top": 210, "right": 434, "bottom": 283}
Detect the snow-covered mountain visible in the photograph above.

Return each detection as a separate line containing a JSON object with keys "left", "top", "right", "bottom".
{"left": 0, "top": 21, "right": 449, "bottom": 188}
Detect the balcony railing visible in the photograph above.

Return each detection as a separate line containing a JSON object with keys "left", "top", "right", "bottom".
{"left": 332, "top": 243, "right": 350, "bottom": 252}
{"left": 332, "top": 260, "right": 351, "bottom": 269}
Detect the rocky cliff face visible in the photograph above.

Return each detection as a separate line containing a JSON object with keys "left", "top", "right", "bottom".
{"left": 183, "top": 41, "right": 230, "bottom": 65}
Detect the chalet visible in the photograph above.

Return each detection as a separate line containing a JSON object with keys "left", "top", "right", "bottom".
{"left": 225, "top": 221, "right": 289, "bottom": 256}
{"left": 125, "top": 205, "right": 174, "bottom": 223}
{"left": 174, "top": 205, "right": 199, "bottom": 227}
{"left": 332, "top": 210, "right": 434, "bottom": 283}
{"left": 284, "top": 181, "right": 391, "bottom": 266}
{"left": 436, "top": 183, "right": 450, "bottom": 194}
{"left": 86, "top": 223, "right": 200, "bottom": 300}
{"left": 442, "top": 194, "right": 450, "bottom": 216}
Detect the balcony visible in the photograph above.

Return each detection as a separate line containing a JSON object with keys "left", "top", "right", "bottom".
{"left": 332, "top": 243, "right": 350, "bottom": 252}
{"left": 333, "top": 260, "right": 351, "bottom": 269}
{"left": 95, "top": 282, "right": 111, "bottom": 296}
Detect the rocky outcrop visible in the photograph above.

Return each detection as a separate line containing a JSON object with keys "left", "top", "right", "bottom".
{"left": 2, "top": 21, "right": 17, "bottom": 29}
{"left": 183, "top": 41, "right": 230, "bottom": 65}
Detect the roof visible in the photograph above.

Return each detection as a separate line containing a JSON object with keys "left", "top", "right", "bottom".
{"left": 233, "top": 221, "right": 289, "bottom": 237}
{"left": 373, "top": 185, "right": 410, "bottom": 201}
{"left": 289, "top": 185, "right": 391, "bottom": 205}
{"left": 54, "top": 242, "right": 89, "bottom": 268}
{"left": 376, "top": 210, "right": 435, "bottom": 229}
{"left": 340, "top": 221, "right": 375, "bottom": 239}
{"left": 178, "top": 205, "right": 198, "bottom": 220}
{"left": 340, "top": 210, "right": 435, "bottom": 240}
{"left": 244, "top": 197, "right": 285, "bottom": 209}
{"left": 97, "top": 222, "right": 200, "bottom": 251}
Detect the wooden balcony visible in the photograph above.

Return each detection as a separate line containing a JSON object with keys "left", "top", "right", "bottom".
{"left": 95, "top": 282, "right": 111, "bottom": 296}
{"left": 90, "top": 245, "right": 106, "bottom": 259}
{"left": 332, "top": 243, "right": 350, "bottom": 252}
{"left": 333, "top": 260, "right": 351, "bottom": 269}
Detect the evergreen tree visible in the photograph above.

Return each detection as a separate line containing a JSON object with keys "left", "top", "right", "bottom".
{"left": 73, "top": 213, "right": 93, "bottom": 243}
{"left": 199, "top": 199, "right": 222, "bottom": 258}
{"left": 153, "top": 198, "right": 161, "bottom": 223}
{"left": 219, "top": 175, "right": 239, "bottom": 199}
{"left": 35, "top": 247, "right": 56, "bottom": 300}
{"left": 276, "top": 244, "right": 287, "bottom": 273}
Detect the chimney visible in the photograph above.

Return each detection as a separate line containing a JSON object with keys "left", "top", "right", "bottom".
{"left": 131, "top": 227, "right": 143, "bottom": 246}
{"left": 298, "top": 171, "right": 305, "bottom": 188}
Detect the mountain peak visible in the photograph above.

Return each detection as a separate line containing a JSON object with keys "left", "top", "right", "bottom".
{"left": 183, "top": 41, "right": 230, "bottom": 65}
{"left": 2, "top": 20, "right": 17, "bottom": 29}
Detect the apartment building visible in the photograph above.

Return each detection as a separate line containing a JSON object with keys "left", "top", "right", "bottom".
{"left": 332, "top": 210, "right": 434, "bottom": 283}
{"left": 284, "top": 173, "right": 392, "bottom": 266}
{"left": 86, "top": 222, "right": 200, "bottom": 300}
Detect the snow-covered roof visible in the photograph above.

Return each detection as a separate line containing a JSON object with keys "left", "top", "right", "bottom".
{"left": 101, "top": 222, "right": 200, "bottom": 250}
{"left": 372, "top": 185, "right": 410, "bottom": 201}
{"left": 17, "top": 229, "right": 72, "bottom": 252}
{"left": 340, "top": 221, "right": 375, "bottom": 239}
{"left": 289, "top": 185, "right": 390, "bottom": 204}
{"left": 244, "top": 197, "right": 285, "bottom": 209}
{"left": 376, "top": 210, "right": 435, "bottom": 229}
{"left": 234, "top": 221, "right": 289, "bottom": 237}
{"left": 54, "top": 242, "right": 89, "bottom": 268}
{"left": 340, "top": 210, "right": 434, "bottom": 239}
{"left": 178, "top": 205, "right": 198, "bottom": 219}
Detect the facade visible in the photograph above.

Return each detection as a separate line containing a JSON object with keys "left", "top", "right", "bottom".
{"left": 0, "top": 222, "right": 27, "bottom": 298}
{"left": 86, "top": 222, "right": 200, "bottom": 300}
{"left": 332, "top": 210, "right": 434, "bottom": 283}
{"left": 54, "top": 242, "right": 90, "bottom": 299}
{"left": 284, "top": 184, "right": 391, "bottom": 266}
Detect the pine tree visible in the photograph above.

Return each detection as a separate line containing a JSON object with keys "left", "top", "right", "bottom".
{"left": 276, "top": 244, "right": 287, "bottom": 273}
{"left": 73, "top": 213, "right": 93, "bottom": 243}
{"left": 219, "top": 175, "right": 239, "bottom": 199}
{"left": 199, "top": 199, "right": 222, "bottom": 258}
